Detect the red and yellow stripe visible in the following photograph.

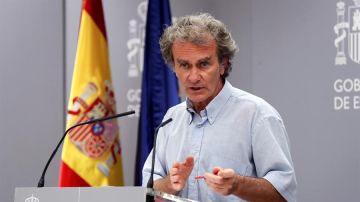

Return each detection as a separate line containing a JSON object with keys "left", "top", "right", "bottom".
{"left": 59, "top": 0, "right": 123, "bottom": 187}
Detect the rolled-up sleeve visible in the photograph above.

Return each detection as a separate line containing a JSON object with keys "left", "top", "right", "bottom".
{"left": 142, "top": 126, "right": 169, "bottom": 186}
{"left": 252, "top": 115, "right": 297, "bottom": 202}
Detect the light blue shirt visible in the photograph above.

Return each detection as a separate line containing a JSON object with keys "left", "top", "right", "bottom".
{"left": 142, "top": 81, "right": 297, "bottom": 202}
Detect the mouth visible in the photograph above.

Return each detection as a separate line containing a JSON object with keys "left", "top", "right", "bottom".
{"left": 188, "top": 86, "right": 204, "bottom": 92}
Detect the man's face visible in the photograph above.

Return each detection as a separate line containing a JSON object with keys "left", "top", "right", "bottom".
{"left": 172, "top": 38, "right": 225, "bottom": 112}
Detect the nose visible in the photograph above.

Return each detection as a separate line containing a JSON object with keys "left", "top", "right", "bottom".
{"left": 187, "top": 68, "right": 200, "bottom": 84}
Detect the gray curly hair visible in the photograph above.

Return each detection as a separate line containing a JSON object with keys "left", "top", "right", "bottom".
{"left": 159, "top": 13, "right": 238, "bottom": 79}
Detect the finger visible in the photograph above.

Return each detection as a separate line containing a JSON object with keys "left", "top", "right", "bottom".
{"left": 206, "top": 180, "right": 227, "bottom": 195}
{"left": 204, "top": 172, "right": 224, "bottom": 184}
{"left": 206, "top": 178, "right": 234, "bottom": 196}
{"left": 178, "top": 157, "right": 193, "bottom": 176}
{"left": 171, "top": 175, "right": 180, "bottom": 182}
{"left": 218, "top": 168, "right": 235, "bottom": 178}
{"left": 170, "top": 167, "right": 179, "bottom": 176}
{"left": 213, "top": 167, "right": 222, "bottom": 175}
{"left": 172, "top": 161, "right": 180, "bottom": 168}
{"left": 184, "top": 156, "right": 194, "bottom": 167}
{"left": 204, "top": 172, "right": 217, "bottom": 180}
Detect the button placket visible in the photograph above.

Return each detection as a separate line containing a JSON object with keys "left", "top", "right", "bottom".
{"left": 188, "top": 112, "right": 207, "bottom": 200}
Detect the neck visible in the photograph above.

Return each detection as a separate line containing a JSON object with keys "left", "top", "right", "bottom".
{"left": 192, "top": 79, "right": 225, "bottom": 113}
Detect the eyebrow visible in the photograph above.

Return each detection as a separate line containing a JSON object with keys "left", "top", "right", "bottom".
{"left": 197, "top": 56, "right": 212, "bottom": 63}
{"left": 175, "top": 56, "right": 212, "bottom": 64}
{"left": 176, "top": 58, "right": 188, "bottom": 64}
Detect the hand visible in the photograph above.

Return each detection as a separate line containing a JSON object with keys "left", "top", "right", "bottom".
{"left": 169, "top": 156, "right": 194, "bottom": 192}
{"left": 204, "top": 167, "right": 239, "bottom": 195}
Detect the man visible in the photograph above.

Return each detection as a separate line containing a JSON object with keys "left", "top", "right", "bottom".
{"left": 142, "top": 13, "right": 296, "bottom": 202}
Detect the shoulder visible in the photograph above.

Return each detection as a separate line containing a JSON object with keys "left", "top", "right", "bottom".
{"left": 229, "top": 86, "right": 283, "bottom": 121}
{"left": 162, "top": 101, "right": 188, "bottom": 119}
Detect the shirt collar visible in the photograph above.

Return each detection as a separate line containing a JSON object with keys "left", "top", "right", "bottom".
{"left": 186, "top": 99, "right": 195, "bottom": 124}
{"left": 186, "top": 80, "right": 233, "bottom": 125}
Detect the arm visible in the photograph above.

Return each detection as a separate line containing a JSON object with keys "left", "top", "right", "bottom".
{"left": 205, "top": 167, "right": 286, "bottom": 202}
{"left": 232, "top": 174, "right": 286, "bottom": 202}
{"left": 154, "top": 156, "right": 194, "bottom": 195}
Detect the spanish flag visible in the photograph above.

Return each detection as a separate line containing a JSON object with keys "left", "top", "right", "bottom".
{"left": 59, "top": 0, "right": 124, "bottom": 186}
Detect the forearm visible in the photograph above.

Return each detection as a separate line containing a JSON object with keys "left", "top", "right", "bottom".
{"left": 153, "top": 176, "right": 178, "bottom": 195}
{"left": 232, "top": 175, "right": 286, "bottom": 202}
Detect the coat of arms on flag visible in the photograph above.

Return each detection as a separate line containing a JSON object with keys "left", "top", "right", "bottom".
{"left": 67, "top": 81, "right": 118, "bottom": 159}
{"left": 334, "top": 0, "right": 360, "bottom": 65}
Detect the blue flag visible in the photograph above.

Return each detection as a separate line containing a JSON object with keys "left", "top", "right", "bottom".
{"left": 135, "top": 0, "right": 180, "bottom": 186}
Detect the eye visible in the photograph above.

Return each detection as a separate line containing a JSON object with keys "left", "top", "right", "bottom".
{"left": 200, "top": 61, "right": 210, "bottom": 68}
{"left": 179, "top": 62, "right": 189, "bottom": 69}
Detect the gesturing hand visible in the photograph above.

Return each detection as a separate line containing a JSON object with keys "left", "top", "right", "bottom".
{"left": 169, "top": 156, "right": 194, "bottom": 192}
{"left": 204, "top": 167, "right": 239, "bottom": 195}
